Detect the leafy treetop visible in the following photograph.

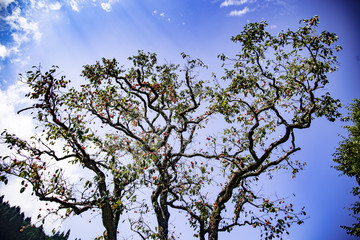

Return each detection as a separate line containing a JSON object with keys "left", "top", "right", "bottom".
{"left": 333, "top": 99, "right": 360, "bottom": 237}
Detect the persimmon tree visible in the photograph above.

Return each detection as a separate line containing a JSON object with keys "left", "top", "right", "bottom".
{"left": 166, "top": 15, "right": 342, "bottom": 240}
{"left": 73, "top": 51, "right": 212, "bottom": 240}
{"left": 0, "top": 16, "right": 342, "bottom": 240}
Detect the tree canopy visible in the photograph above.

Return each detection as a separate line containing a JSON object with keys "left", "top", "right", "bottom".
{"left": 333, "top": 99, "right": 360, "bottom": 237}
{"left": 0, "top": 16, "right": 342, "bottom": 240}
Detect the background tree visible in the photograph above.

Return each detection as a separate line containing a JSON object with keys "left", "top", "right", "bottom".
{"left": 333, "top": 99, "right": 360, "bottom": 237}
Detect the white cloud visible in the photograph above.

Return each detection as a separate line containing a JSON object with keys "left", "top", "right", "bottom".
{"left": 100, "top": 0, "right": 120, "bottom": 12}
{"left": 0, "top": 6, "right": 42, "bottom": 61}
{"left": 229, "top": 6, "right": 250, "bottom": 16}
{"left": 152, "top": 10, "right": 166, "bottom": 18}
{"left": 0, "top": 82, "right": 34, "bottom": 138}
{"left": 35, "top": 0, "right": 46, "bottom": 9}
{"left": 4, "top": 7, "right": 42, "bottom": 42}
{"left": 69, "top": 0, "right": 80, "bottom": 12}
{"left": 10, "top": 55, "right": 31, "bottom": 66}
{"left": 1, "top": 1, "right": 68, "bottom": 60}
{"left": 0, "top": 44, "right": 19, "bottom": 62}
{"left": 0, "top": 0, "right": 14, "bottom": 9}
{"left": 0, "top": 0, "right": 123, "bottom": 63}
{"left": 11, "top": 32, "right": 29, "bottom": 45}
{"left": 101, "top": 2, "right": 111, "bottom": 12}
{"left": 26, "top": 0, "right": 61, "bottom": 12}
{"left": 220, "top": 0, "right": 248, "bottom": 7}
{"left": 0, "top": 44, "right": 11, "bottom": 59}
{"left": 49, "top": 2, "right": 62, "bottom": 11}
{"left": 152, "top": 10, "right": 170, "bottom": 22}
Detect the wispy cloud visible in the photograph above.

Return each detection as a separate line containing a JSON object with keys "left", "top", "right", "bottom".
{"left": 0, "top": 1, "right": 65, "bottom": 62}
{"left": 1, "top": 5, "right": 42, "bottom": 64}
{"left": 220, "top": 0, "right": 254, "bottom": 16}
{"left": 69, "top": 0, "right": 80, "bottom": 12}
{"left": 63, "top": 0, "right": 123, "bottom": 13}
{"left": 228, "top": 6, "right": 250, "bottom": 16}
{"left": 101, "top": 2, "right": 111, "bottom": 12}
{"left": 152, "top": 9, "right": 166, "bottom": 17}
{"left": 4, "top": 8, "right": 42, "bottom": 41}
{"left": 0, "top": 0, "right": 15, "bottom": 9}
{"left": 101, "top": 0, "right": 121, "bottom": 12}
{"left": 0, "top": 82, "right": 34, "bottom": 136}
{"left": 152, "top": 10, "right": 171, "bottom": 22}
{"left": 49, "top": 2, "right": 62, "bottom": 11}
{"left": 0, "top": 44, "right": 11, "bottom": 60}
{"left": 220, "top": 0, "right": 249, "bottom": 7}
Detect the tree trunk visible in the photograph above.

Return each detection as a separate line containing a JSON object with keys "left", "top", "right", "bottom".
{"left": 102, "top": 203, "right": 117, "bottom": 240}
{"left": 199, "top": 225, "right": 206, "bottom": 240}
{"left": 158, "top": 219, "right": 169, "bottom": 240}
{"left": 152, "top": 187, "right": 170, "bottom": 240}
{"left": 158, "top": 191, "right": 170, "bottom": 240}
{"left": 207, "top": 209, "right": 221, "bottom": 240}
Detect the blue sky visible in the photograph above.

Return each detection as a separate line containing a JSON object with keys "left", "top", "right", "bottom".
{"left": 0, "top": 0, "right": 359, "bottom": 239}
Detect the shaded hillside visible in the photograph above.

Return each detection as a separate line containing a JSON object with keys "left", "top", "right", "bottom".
{"left": 0, "top": 195, "right": 70, "bottom": 240}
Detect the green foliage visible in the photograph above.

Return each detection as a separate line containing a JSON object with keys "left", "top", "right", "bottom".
{"left": 180, "top": 15, "right": 340, "bottom": 240}
{"left": 0, "top": 16, "right": 341, "bottom": 240}
{"left": 333, "top": 99, "right": 360, "bottom": 236}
